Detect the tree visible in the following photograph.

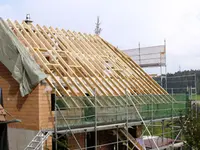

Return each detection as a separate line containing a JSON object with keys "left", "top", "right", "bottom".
{"left": 182, "top": 103, "right": 200, "bottom": 149}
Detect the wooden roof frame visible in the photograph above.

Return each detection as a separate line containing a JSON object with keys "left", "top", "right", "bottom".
{"left": 5, "top": 19, "right": 174, "bottom": 108}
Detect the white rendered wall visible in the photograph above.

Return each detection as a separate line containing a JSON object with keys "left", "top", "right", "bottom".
{"left": 8, "top": 127, "right": 38, "bottom": 150}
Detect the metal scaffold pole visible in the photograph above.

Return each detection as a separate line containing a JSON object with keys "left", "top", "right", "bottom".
{"left": 56, "top": 105, "right": 82, "bottom": 149}
{"left": 55, "top": 103, "right": 58, "bottom": 150}
{"left": 116, "top": 126, "right": 119, "bottom": 150}
{"left": 164, "top": 39, "right": 167, "bottom": 90}
{"left": 85, "top": 130, "right": 87, "bottom": 150}
{"left": 115, "top": 96, "right": 119, "bottom": 150}
{"left": 171, "top": 92, "right": 174, "bottom": 150}
{"left": 127, "top": 92, "right": 159, "bottom": 150}
{"left": 195, "top": 73, "right": 197, "bottom": 100}
{"left": 138, "top": 42, "right": 141, "bottom": 65}
{"left": 53, "top": 88, "right": 58, "bottom": 150}
{"left": 161, "top": 120, "right": 164, "bottom": 143}
{"left": 151, "top": 96, "right": 154, "bottom": 136}
{"left": 125, "top": 88, "right": 129, "bottom": 150}
{"left": 94, "top": 89, "right": 98, "bottom": 150}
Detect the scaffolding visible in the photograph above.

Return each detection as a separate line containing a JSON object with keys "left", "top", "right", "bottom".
{"left": 3, "top": 19, "right": 189, "bottom": 150}
{"left": 52, "top": 90, "right": 189, "bottom": 150}
{"left": 123, "top": 44, "right": 166, "bottom": 68}
{"left": 123, "top": 42, "right": 167, "bottom": 89}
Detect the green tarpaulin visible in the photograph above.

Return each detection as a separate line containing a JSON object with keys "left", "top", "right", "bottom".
{"left": 0, "top": 18, "right": 46, "bottom": 96}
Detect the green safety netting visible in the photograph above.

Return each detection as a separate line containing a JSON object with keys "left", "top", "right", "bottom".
{"left": 55, "top": 94, "right": 189, "bottom": 128}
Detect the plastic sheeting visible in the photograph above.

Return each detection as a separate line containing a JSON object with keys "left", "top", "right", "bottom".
{"left": 0, "top": 18, "right": 46, "bottom": 97}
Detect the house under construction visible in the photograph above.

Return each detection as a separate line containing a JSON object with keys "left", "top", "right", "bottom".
{"left": 0, "top": 18, "right": 188, "bottom": 150}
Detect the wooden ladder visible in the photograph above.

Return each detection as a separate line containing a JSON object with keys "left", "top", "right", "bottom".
{"left": 114, "top": 128, "right": 144, "bottom": 150}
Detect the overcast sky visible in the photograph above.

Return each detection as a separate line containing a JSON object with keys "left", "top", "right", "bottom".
{"left": 0, "top": 0, "right": 200, "bottom": 73}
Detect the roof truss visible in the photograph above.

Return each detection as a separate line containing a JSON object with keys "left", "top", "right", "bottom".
{"left": 6, "top": 19, "right": 174, "bottom": 108}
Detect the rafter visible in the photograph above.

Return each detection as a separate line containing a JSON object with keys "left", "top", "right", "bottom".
{"left": 5, "top": 19, "right": 175, "bottom": 108}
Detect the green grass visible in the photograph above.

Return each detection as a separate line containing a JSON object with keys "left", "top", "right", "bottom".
{"left": 191, "top": 94, "right": 200, "bottom": 100}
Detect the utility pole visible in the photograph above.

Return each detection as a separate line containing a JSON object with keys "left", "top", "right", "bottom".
{"left": 94, "top": 16, "right": 102, "bottom": 35}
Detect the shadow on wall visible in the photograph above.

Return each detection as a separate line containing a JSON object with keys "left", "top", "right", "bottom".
{"left": 0, "top": 63, "right": 29, "bottom": 110}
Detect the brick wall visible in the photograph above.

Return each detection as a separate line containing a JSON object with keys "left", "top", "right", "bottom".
{"left": 0, "top": 62, "right": 54, "bottom": 149}
{"left": 1, "top": 62, "right": 124, "bottom": 150}
{"left": 38, "top": 84, "right": 54, "bottom": 149}
{"left": 0, "top": 62, "right": 54, "bottom": 130}
{"left": 0, "top": 62, "right": 40, "bottom": 130}
{"left": 38, "top": 84, "right": 54, "bottom": 129}
{"left": 68, "top": 133, "right": 85, "bottom": 149}
{"left": 97, "top": 130, "right": 115, "bottom": 150}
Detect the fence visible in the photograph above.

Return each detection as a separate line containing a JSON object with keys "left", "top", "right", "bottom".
{"left": 154, "top": 74, "right": 197, "bottom": 100}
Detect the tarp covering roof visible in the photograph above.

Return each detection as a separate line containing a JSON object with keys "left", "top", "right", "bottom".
{"left": 0, "top": 18, "right": 46, "bottom": 96}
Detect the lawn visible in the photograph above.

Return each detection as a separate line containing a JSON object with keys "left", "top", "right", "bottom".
{"left": 191, "top": 94, "right": 200, "bottom": 100}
